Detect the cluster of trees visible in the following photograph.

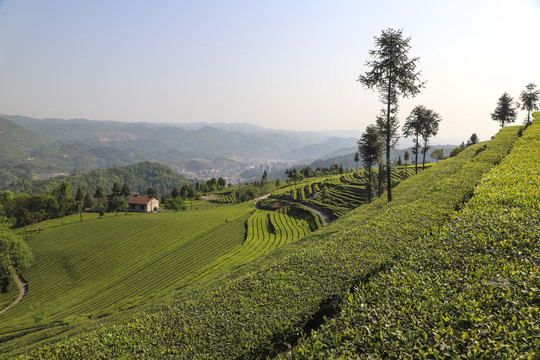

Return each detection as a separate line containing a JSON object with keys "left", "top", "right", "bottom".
{"left": 356, "top": 29, "right": 539, "bottom": 203}
{"left": 357, "top": 28, "right": 441, "bottom": 202}
{"left": 0, "top": 181, "right": 134, "bottom": 229}
{"left": 491, "top": 84, "right": 539, "bottom": 127}
{"left": 195, "top": 177, "right": 228, "bottom": 194}
{"left": 163, "top": 184, "right": 197, "bottom": 211}
{"left": 357, "top": 28, "right": 426, "bottom": 202}
{"left": 284, "top": 164, "right": 348, "bottom": 186}
{"left": 448, "top": 133, "right": 480, "bottom": 158}
{"left": 0, "top": 179, "right": 200, "bottom": 229}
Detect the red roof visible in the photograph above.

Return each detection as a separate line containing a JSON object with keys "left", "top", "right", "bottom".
{"left": 128, "top": 195, "right": 153, "bottom": 205}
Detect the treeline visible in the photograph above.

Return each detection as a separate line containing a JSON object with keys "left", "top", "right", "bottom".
{"left": 0, "top": 162, "right": 200, "bottom": 229}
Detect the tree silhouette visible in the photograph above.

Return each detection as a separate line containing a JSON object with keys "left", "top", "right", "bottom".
{"left": 358, "top": 28, "right": 424, "bottom": 201}
{"left": 467, "top": 133, "right": 479, "bottom": 146}
{"left": 121, "top": 183, "right": 131, "bottom": 199}
{"left": 519, "top": 83, "right": 539, "bottom": 126}
{"left": 358, "top": 124, "right": 382, "bottom": 203}
{"left": 418, "top": 108, "right": 441, "bottom": 169}
{"left": 354, "top": 151, "right": 360, "bottom": 172}
{"left": 75, "top": 187, "right": 84, "bottom": 222}
{"left": 491, "top": 92, "right": 517, "bottom": 127}
{"left": 403, "top": 105, "right": 424, "bottom": 174}
{"left": 94, "top": 187, "right": 105, "bottom": 208}
{"left": 430, "top": 149, "right": 445, "bottom": 162}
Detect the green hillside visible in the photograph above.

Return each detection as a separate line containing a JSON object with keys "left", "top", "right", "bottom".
{"left": 0, "top": 117, "right": 56, "bottom": 188}
{"left": 0, "top": 121, "right": 526, "bottom": 358}
{"left": 292, "top": 115, "right": 540, "bottom": 358}
{"left": 0, "top": 117, "right": 52, "bottom": 161}
{"left": 0, "top": 117, "right": 142, "bottom": 190}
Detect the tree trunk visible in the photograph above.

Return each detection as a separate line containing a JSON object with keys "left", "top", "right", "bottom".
{"left": 386, "top": 79, "right": 392, "bottom": 202}
{"left": 367, "top": 165, "right": 372, "bottom": 203}
{"left": 422, "top": 140, "right": 427, "bottom": 169}
{"left": 415, "top": 133, "right": 419, "bottom": 174}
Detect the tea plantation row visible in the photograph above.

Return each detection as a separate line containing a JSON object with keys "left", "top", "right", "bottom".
{"left": 21, "top": 125, "right": 522, "bottom": 358}
{"left": 291, "top": 115, "right": 540, "bottom": 358}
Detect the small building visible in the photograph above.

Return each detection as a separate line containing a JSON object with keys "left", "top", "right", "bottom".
{"left": 128, "top": 194, "right": 159, "bottom": 213}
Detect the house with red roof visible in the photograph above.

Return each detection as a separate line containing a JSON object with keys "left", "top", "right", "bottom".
{"left": 128, "top": 194, "right": 159, "bottom": 212}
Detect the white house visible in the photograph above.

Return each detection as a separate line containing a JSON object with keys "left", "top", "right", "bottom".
{"left": 128, "top": 194, "right": 159, "bottom": 212}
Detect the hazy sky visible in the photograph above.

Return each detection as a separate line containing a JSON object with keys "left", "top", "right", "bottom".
{"left": 0, "top": 0, "right": 538, "bottom": 142}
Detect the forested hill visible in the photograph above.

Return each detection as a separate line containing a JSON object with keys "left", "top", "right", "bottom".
{"left": 0, "top": 117, "right": 52, "bottom": 161}
{"left": 0, "top": 117, "right": 139, "bottom": 189}
{"left": 6, "top": 162, "right": 194, "bottom": 196}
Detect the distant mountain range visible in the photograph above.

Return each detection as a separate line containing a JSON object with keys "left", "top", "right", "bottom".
{"left": 0, "top": 114, "right": 461, "bottom": 190}
{"left": 2, "top": 115, "right": 359, "bottom": 162}
{"left": 0, "top": 115, "right": 362, "bottom": 189}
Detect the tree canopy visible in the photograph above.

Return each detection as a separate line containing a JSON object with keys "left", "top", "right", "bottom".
{"left": 403, "top": 105, "right": 441, "bottom": 172}
{"left": 0, "top": 220, "right": 33, "bottom": 279}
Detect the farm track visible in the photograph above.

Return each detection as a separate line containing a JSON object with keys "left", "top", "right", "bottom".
{"left": 0, "top": 268, "right": 26, "bottom": 315}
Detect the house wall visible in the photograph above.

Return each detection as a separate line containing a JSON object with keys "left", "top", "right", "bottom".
{"left": 149, "top": 198, "right": 159, "bottom": 211}
{"left": 128, "top": 199, "right": 159, "bottom": 212}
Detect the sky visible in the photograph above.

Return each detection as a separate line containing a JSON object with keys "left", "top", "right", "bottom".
{"left": 0, "top": 0, "right": 539, "bottom": 143}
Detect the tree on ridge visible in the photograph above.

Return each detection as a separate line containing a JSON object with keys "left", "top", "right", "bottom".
{"left": 491, "top": 92, "right": 517, "bottom": 127}
{"left": 402, "top": 105, "right": 424, "bottom": 174}
{"left": 519, "top": 83, "right": 539, "bottom": 126}
{"left": 418, "top": 108, "right": 441, "bottom": 169}
{"left": 354, "top": 151, "right": 360, "bottom": 172}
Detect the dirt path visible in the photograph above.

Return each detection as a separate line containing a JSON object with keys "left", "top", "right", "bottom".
{"left": 253, "top": 194, "right": 270, "bottom": 209}
{"left": 301, "top": 203, "right": 332, "bottom": 225}
{"left": 254, "top": 194, "right": 332, "bottom": 225}
{"left": 0, "top": 267, "right": 27, "bottom": 314}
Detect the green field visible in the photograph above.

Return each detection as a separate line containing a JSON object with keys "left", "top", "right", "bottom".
{"left": 0, "top": 202, "right": 251, "bottom": 329}
{"left": 1, "top": 123, "right": 524, "bottom": 359}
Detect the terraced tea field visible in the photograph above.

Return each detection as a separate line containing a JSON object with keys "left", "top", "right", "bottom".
{"left": 268, "top": 168, "right": 423, "bottom": 219}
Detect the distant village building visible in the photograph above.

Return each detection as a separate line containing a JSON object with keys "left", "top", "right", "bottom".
{"left": 128, "top": 194, "right": 159, "bottom": 212}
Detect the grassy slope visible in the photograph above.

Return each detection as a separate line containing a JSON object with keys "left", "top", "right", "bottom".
{"left": 16, "top": 125, "right": 521, "bottom": 358}
{"left": 291, "top": 116, "right": 540, "bottom": 358}
{"left": 0, "top": 197, "right": 325, "bottom": 356}
{"left": 0, "top": 202, "right": 253, "bottom": 329}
